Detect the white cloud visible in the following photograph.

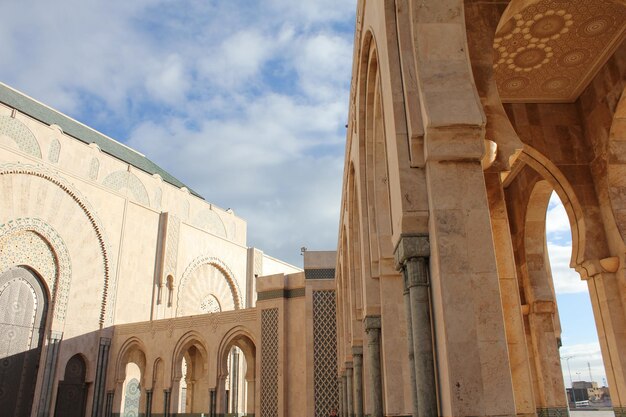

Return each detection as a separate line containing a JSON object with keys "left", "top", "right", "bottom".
{"left": 548, "top": 243, "right": 587, "bottom": 294}
{"left": 546, "top": 193, "right": 585, "bottom": 293}
{"left": 546, "top": 193, "right": 572, "bottom": 235}
{"left": 560, "top": 343, "right": 608, "bottom": 387}
{"left": 1, "top": 0, "right": 357, "bottom": 265}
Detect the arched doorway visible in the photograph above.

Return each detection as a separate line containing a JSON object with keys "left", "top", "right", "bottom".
{"left": 0, "top": 266, "right": 48, "bottom": 417}
{"left": 54, "top": 354, "right": 88, "bottom": 417}
{"left": 217, "top": 330, "right": 256, "bottom": 416}
{"left": 172, "top": 334, "right": 210, "bottom": 414}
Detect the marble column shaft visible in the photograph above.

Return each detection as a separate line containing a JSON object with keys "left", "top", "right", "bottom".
{"left": 353, "top": 347, "right": 364, "bottom": 417}
{"left": 406, "top": 256, "right": 438, "bottom": 417}
{"left": 403, "top": 288, "right": 419, "bottom": 417}
{"left": 342, "top": 374, "right": 349, "bottom": 417}
{"left": 145, "top": 389, "right": 153, "bottom": 417}
{"left": 346, "top": 363, "right": 354, "bottom": 417}
{"left": 364, "top": 316, "right": 383, "bottom": 417}
{"left": 36, "top": 331, "right": 63, "bottom": 417}
{"left": 163, "top": 389, "right": 171, "bottom": 417}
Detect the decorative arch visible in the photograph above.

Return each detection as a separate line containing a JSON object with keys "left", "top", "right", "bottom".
{"left": 0, "top": 218, "right": 72, "bottom": 324}
{"left": 102, "top": 170, "right": 150, "bottom": 206}
{"left": 216, "top": 326, "right": 257, "bottom": 416}
{"left": 115, "top": 337, "right": 148, "bottom": 384}
{"left": 176, "top": 256, "right": 243, "bottom": 316}
{"left": 171, "top": 331, "right": 209, "bottom": 381}
{"left": 607, "top": 86, "right": 626, "bottom": 241}
{"left": 0, "top": 164, "right": 112, "bottom": 327}
{"left": 216, "top": 326, "right": 257, "bottom": 378}
{"left": 0, "top": 115, "right": 41, "bottom": 158}
{"left": 358, "top": 31, "right": 394, "bottom": 275}
{"left": 517, "top": 147, "right": 587, "bottom": 268}
{"left": 48, "top": 137, "right": 61, "bottom": 163}
{"left": 191, "top": 209, "right": 227, "bottom": 238}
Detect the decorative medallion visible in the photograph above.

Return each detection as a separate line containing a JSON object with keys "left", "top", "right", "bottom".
{"left": 494, "top": 0, "right": 626, "bottom": 102}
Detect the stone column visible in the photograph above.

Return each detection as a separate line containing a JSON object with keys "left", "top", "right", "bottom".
{"left": 145, "top": 389, "right": 153, "bottom": 417}
{"left": 91, "top": 337, "right": 111, "bottom": 417}
{"left": 231, "top": 349, "right": 240, "bottom": 413}
{"left": 342, "top": 374, "right": 348, "bottom": 417}
{"left": 403, "top": 287, "right": 419, "bottom": 417}
{"left": 209, "top": 388, "right": 216, "bottom": 417}
{"left": 104, "top": 391, "right": 114, "bottom": 417}
{"left": 395, "top": 237, "right": 437, "bottom": 417}
{"left": 352, "top": 347, "right": 363, "bottom": 417}
{"left": 484, "top": 172, "right": 536, "bottom": 415}
{"left": 364, "top": 316, "right": 382, "bottom": 417}
{"left": 338, "top": 376, "right": 344, "bottom": 417}
{"left": 36, "top": 331, "right": 62, "bottom": 417}
{"left": 163, "top": 389, "right": 171, "bottom": 417}
{"left": 346, "top": 363, "right": 354, "bottom": 417}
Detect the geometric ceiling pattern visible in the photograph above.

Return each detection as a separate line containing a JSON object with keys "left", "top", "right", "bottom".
{"left": 494, "top": 0, "right": 626, "bottom": 102}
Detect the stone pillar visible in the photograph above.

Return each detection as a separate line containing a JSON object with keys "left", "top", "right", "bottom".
{"left": 231, "top": 349, "right": 240, "bottom": 413}
{"left": 352, "top": 347, "right": 363, "bottom": 417}
{"left": 338, "top": 376, "right": 344, "bottom": 417}
{"left": 364, "top": 316, "right": 382, "bottom": 417}
{"left": 163, "top": 389, "right": 171, "bottom": 417}
{"left": 584, "top": 266, "right": 626, "bottom": 415}
{"left": 396, "top": 237, "right": 437, "bottom": 417}
{"left": 342, "top": 374, "right": 348, "bottom": 417}
{"left": 422, "top": 125, "right": 516, "bottom": 416}
{"left": 346, "top": 363, "right": 354, "bottom": 417}
{"left": 91, "top": 337, "right": 111, "bottom": 417}
{"left": 145, "top": 389, "right": 153, "bottom": 417}
{"left": 209, "top": 388, "right": 216, "bottom": 417}
{"left": 484, "top": 172, "right": 536, "bottom": 415}
{"left": 104, "top": 391, "right": 114, "bottom": 417}
{"left": 36, "top": 331, "right": 62, "bottom": 417}
{"left": 403, "top": 287, "right": 419, "bottom": 417}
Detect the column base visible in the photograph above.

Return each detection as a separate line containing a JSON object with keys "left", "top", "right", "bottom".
{"left": 536, "top": 407, "right": 569, "bottom": 417}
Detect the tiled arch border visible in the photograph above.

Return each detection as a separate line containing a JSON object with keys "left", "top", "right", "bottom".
{"left": 0, "top": 163, "right": 112, "bottom": 327}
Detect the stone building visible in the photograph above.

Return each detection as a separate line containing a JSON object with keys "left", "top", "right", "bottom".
{"left": 334, "top": 1, "right": 626, "bottom": 417}
{"left": 0, "top": 83, "right": 340, "bottom": 417}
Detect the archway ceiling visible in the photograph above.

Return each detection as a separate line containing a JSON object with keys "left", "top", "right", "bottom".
{"left": 494, "top": 0, "right": 626, "bottom": 103}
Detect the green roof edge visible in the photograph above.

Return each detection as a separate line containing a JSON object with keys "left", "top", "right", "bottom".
{"left": 0, "top": 82, "right": 204, "bottom": 199}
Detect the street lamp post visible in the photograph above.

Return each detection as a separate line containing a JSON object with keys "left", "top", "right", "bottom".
{"left": 561, "top": 356, "right": 576, "bottom": 406}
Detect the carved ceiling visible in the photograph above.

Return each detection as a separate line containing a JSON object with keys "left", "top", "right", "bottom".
{"left": 494, "top": 0, "right": 626, "bottom": 103}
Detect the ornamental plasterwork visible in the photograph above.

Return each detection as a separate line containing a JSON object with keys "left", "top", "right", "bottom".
{"left": 0, "top": 115, "right": 42, "bottom": 158}
{"left": 102, "top": 170, "right": 150, "bottom": 207}
{"left": 176, "top": 256, "right": 243, "bottom": 316}
{"left": 0, "top": 163, "right": 113, "bottom": 327}
{"left": 0, "top": 218, "right": 72, "bottom": 324}
{"left": 191, "top": 209, "right": 227, "bottom": 238}
{"left": 494, "top": 0, "right": 626, "bottom": 102}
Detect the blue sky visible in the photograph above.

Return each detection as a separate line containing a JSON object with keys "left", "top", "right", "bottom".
{"left": 1, "top": 0, "right": 604, "bottom": 390}
{"left": 1, "top": 0, "right": 357, "bottom": 267}
{"left": 547, "top": 193, "right": 607, "bottom": 387}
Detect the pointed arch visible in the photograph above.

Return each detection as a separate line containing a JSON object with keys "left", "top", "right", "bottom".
{"left": 176, "top": 256, "right": 243, "bottom": 315}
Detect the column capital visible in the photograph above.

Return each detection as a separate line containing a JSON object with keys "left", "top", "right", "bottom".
{"left": 345, "top": 361, "right": 353, "bottom": 370}
{"left": 394, "top": 235, "right": 430, "bottom": 270}
{"left": 364, "top": 315, "right": 381, "bottom": 331}
{"left": 352, "top": 345, "right": 363, "bottom": 356}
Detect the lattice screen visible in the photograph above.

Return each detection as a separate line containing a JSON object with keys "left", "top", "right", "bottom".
{"left": 260, "top": 308, "right": 279, "bottom": 417}
{"left": 313, "top": 290, "right": 338, "bottom": 417}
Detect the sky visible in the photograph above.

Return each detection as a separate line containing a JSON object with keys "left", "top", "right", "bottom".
{"left": 0, "top": 0, "right": 357, "bottom": 267}
{"left": 1, "top": 0, "right": 605, "bottom": 391}
{"left": 547, "top": 193, "right": 607, "bottom": 388}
